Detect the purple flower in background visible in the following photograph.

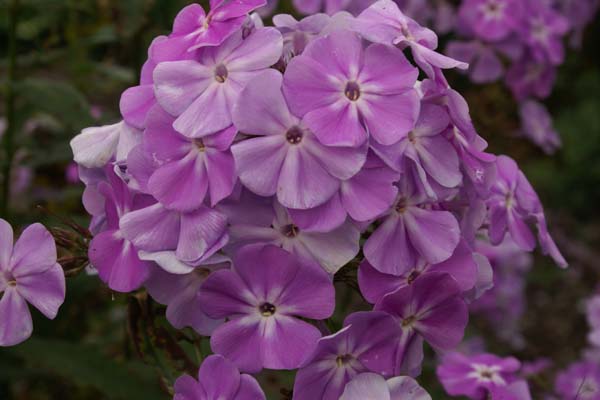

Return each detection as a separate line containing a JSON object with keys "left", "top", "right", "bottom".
{"left": 199, "top": 245, "right": 335, "bottom": 372}
{"left": 142, "top": 106, "right": 236, "bottom": 211}
{"left": 339, "top": 372, "right": 431, "bottom": 400}
{"left": 375, "top": 272, "right": 469, "bottom": 376}
{"left": 293, "top": 0, "right": 348, "bottom": 15}
{"left": 154, "top": 27, "right": 282, "bottom": 138}
{"left": 88, "top": 169, "right": 154, "bottom": 292}
{"left": 226, "top": 196, "right": 360, "bottom": 274}
{"left": 65, "top": 162, "right": 79, "bottom": 184}
{"left": 555, "top": 361, "right": 600, "bottom": 400}
{"left": 506, "top": 56, "right": 556, "bottom": 101}
{"left": 283, "top": 29, "right": 419, "bottom": 147}
{"left": 364, "top": 176, "right": 460, "bottom": 275}
{"left": 145, "top": 254, "right": 230, "bottom": 336}
{"left": 396, "top": 0, "right": 456, "bottom": 35}
{"left": 0, "top": 220, "right": 65, "bottom": 346}
{"left": 359, "top": 240, "right": 479, "bottom": 304}
{"left": 518, "top": 100, "right": 561, "bottom": 154}
{"left": 437, "top": 352, "right": 530, "bottom": 399}
{"left": 293, "top": 311, "right": 400, "bottom": 400}
{"left": 353, "top": 0, "right": 468, "bottom": 79}
{"left": 587, "top": 295, "right": 600, "bottom": 347}
{"left": 152, "top": 0, "right": 266, "bottom": 56}
{"left": 231, "top": 69, "right": 367, "bottom": 209}
{"left": 518, "top": 1, "right": 569, "bottom": 65}
{"left": 457, "top": 0, "right": 523, "bottom": 41}
{"left": 470, "top": 236, "right": 531, "bottom": 347}
{"left": 558, "top": 0, "right": 600, "bottom": 48}
{"left": 174, "top": 354, "right": 265, "bottom": 400}
{"left": 446, "top": 40, "right": 504, "bottom": 83}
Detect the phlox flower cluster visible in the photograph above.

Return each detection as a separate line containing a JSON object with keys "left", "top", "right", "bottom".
{"left": 63, "top": 0, "right": 568, "bottom": 398}
{"left": 277, "top": 0, "right": 599, "bottom": 154}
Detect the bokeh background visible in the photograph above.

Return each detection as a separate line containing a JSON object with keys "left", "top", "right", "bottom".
{"left": 0, "top": 1, "right": 599, "bottom": 399}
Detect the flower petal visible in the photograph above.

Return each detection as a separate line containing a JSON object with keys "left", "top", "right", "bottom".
{"left": 0, "top": 288, "right": 33, "bottom": 347}
{"left": 0, "top": 219, "right": 13, "bottom": 270}
{"left": 15, "top": 263, "right": 65, "bottom": 319}
{"left": 231, "top": 135, "right": 288, "bottom": 197}
{"left": 10, "top": 223, "right": 57, "bottom": 277}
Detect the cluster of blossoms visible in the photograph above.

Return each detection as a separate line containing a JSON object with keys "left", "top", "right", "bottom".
{"left": 0, "top": 0, "right": 565, "bottom": 398}
{"left": 443, "top": 0, "right": 594, "bottom": 154}
{"left": 270, "top": 0, "right": 600, "bottom": 154}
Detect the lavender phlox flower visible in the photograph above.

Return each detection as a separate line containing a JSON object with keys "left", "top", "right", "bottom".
{"left": 364, "top": 173, "right": 461, "bottom": 275}
{"left": 173, "top": 354, "right": 265, "bottom": 400}
{"left": 145, "top": 254, "right": 230, "bottom": 336}
{"left": 154, "top": 27, "right": 282, "bottom": 139}
{"left": 293, "top": 311, "right": 401, "bottom": 400}
{"left": 283, "top": 28, "right": 420, "bottom": 147}
{"left": 226, "top": 196, "right": 360, "bottom": 274}
{"left": 375, "top": 272, "right": 469, "bottom": 376}
{"left": 359, "top": 240, "right": 479, "bottom": 304}
{"left": 555, "top": 361, "right": 600, "bottom": 400}
{"left": 198, "top": 244, "right": 335, "bottom": 372}
{"left": 88, "top": 168, "right": 155, "bottom": 292}
{"left": 518, "top": 99, "right": 561, "bottom": 154}
{"left": 437, "top": 352, "right": 531, "bottom": 399}
{"left": 142, "top": 105, "right": 236, "bottom": 211}
{"left": 152, "top": 0, "right": 267, "bottom": 55}
{"left": 353, "top": 0, "right": 468, "bottom": 79}
{"left": 340, "top": 372, "right": 431, "bottom": 400}
{"left": 231, "top": 69, "right": 367, "bottom": 210}
{"left": 486, "top": 155, "right": 566, "bottom": 267}
{"left": 0, "top": 219, "right": 65, "bottom": 347}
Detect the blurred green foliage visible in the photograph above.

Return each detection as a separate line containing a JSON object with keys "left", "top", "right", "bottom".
{"left": 0, "top": 0, "right": 599, "bottom": 399}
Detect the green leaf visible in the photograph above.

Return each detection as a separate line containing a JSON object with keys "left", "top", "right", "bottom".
{"left": 17, "top": 78, "right": 92, "bottom": 129}
{"left": 3, "top": 338, "right": 166, "bottom": 400}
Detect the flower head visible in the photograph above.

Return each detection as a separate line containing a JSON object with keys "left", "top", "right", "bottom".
{"left": 154, "top": 27, "right": 282, "bottom": 138}
{"left": 199, "top": 244, "right": 335, "bottom": 372}
{"left": 375, "top": 272, "right": 469, "bottom": 376}
{"left": 555, "top": 361, "right": 600, "bottom": 400}
{"left": 437, "top": 352, "right": 530, "bottom": 400}
{"left": 458, "top": 0, "right": 523, "bottom": 42}
{"left": 0, "top": 219, "right": 65, "bottom": 346}
{"left": 293, "top": 311, "right": 400, "bottom": 400}
{"left": 354, "top": 0, "right": 468, "bottom": 79}
{"left": 283, "top": 28, "right": 420, "bottom": 147}
{"left": 174, "top": 354, "right": 265, "bottom": 400}
{"left": 340, "top": 372, "right": 431, "bottom": 400}
{"left": 232, "top": 69, "right": 367, "bottom": 209}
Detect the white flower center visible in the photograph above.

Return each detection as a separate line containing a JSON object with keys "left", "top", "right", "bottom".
{"left": 467, "top": 364, "right": 506, "bottom": 385}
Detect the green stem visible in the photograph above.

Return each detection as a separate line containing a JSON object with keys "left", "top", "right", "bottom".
{"left": 1, "top": 0, "right": 19, "bottom": 217}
